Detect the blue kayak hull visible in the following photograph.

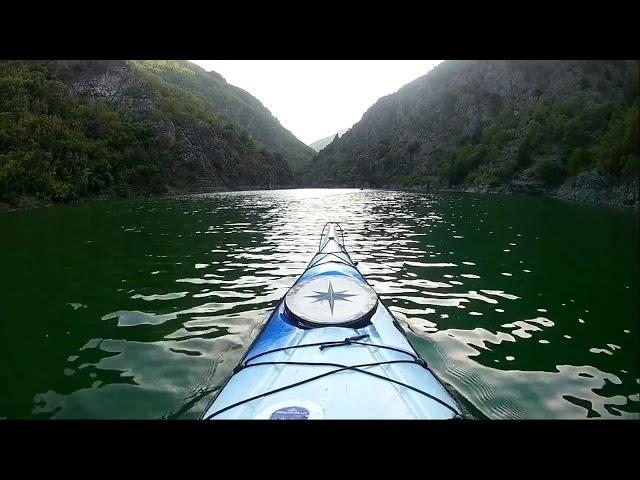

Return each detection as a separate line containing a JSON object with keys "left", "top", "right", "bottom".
{"left": 201, "top": 224, "right": 464, "bottom": 419}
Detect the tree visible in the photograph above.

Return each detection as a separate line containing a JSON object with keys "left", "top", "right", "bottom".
{"left": 568, "top": 147, "right": 593, "bottom": 176}
{"left": 407, "top": 139, "right": 420, "bottom": 159}
{"left": 536, "top": 158, "right": 567, "bottom": 186}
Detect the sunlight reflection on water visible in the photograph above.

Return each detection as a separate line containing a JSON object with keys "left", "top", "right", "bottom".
{"left": 4, "top": 188, "right": 636, "bottom": 419}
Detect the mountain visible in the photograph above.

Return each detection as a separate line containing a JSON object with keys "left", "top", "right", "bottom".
{"left": 138, "top": 61, "right": 315, "bottom": 171}
{"left": 0, "top": 60, "right": 315, "bottom": 208}
{"left": 309, "top": 128, "right": 349, "bottom": 152}
{"left": 304, "top": 60, "right": 639, "bottom": 207}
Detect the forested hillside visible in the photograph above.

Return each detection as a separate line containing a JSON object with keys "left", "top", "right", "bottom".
{"left": 0, "top": 60, "right": 314, "bottom": 208}
{"left": 304, "top": 60, "right": 639, "bottom": 206}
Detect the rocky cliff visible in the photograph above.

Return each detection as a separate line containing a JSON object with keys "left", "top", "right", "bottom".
{"left": 304, "top": 60, "right": 639, "bottom": 207}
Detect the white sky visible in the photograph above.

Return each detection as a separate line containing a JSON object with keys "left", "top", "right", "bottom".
{"left": 189, "top": 60, "right": 443, "bottom": 145}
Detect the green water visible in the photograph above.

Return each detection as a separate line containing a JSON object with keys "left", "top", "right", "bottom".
{"left": 0, "top": 189, "right": 638, "bottom": 419}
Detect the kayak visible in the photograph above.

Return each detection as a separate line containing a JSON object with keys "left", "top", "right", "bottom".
{"left": 201, "top": 223, "right": 465, "bottom": 419}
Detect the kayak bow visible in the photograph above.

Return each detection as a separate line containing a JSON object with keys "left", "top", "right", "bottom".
{"left": 201, "top": 223, "right": 464, "bottom": 420}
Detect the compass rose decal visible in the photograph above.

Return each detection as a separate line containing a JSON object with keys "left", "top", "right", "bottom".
{"left": 305, "top": 280, "right": 357, "bottom": 315}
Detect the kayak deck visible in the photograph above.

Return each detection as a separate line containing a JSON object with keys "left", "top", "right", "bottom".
{"left": 201, "top": 224, "right": 464, "bottom": 420}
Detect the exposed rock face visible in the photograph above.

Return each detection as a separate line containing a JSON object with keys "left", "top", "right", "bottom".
{"left": 408, "top": 173, "right": 639, "bottom": 208}
{"left": 135, "top": 61, "right": 315, "bottom": 172}
{"left": 555, "top": 172, "right": 639, "bottom": 207}
{"left": 65, "top": 61, "right": 159, "bottom": 121}
{"left": 156, "top": 119, "right": 176, "bottom": 149}
{"left": 60, "top": 60, "right": 305, "bottom": 190}
{"left": 174, "top": 121, "right": 230, "bottom": 180}
{"left": 305, "top": 60, "right": 638, "bottom": 208}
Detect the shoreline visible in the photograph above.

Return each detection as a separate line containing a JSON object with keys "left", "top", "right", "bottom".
{"left": 408, "top": 186, "right": 640, "bottom": 210}
{"left": 2, "top": 182, "right": 638, "bottom": 214}
{"left": 0, "top": 184, "right": 300, "bottom": 214}
{"left": 311, "top": 178, "right": 639, "bottom": 210}
{"left": 401, "top": 185, "right": 639, "bottom": 210}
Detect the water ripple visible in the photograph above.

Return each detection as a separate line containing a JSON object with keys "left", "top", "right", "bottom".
{"left": 0, "top": 188, "right": 635, "bottom": 419}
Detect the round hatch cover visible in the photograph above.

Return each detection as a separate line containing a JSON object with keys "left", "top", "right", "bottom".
{"left": 284, "top": 275, "right": 378, "bottom": 327}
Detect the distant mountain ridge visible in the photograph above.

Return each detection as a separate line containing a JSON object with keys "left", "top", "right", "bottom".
{"left": 309, "top": 128, "right": 349, "bottom": 152}
{"left": 304, "top": 60, "right": 639, "bottom": 207}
